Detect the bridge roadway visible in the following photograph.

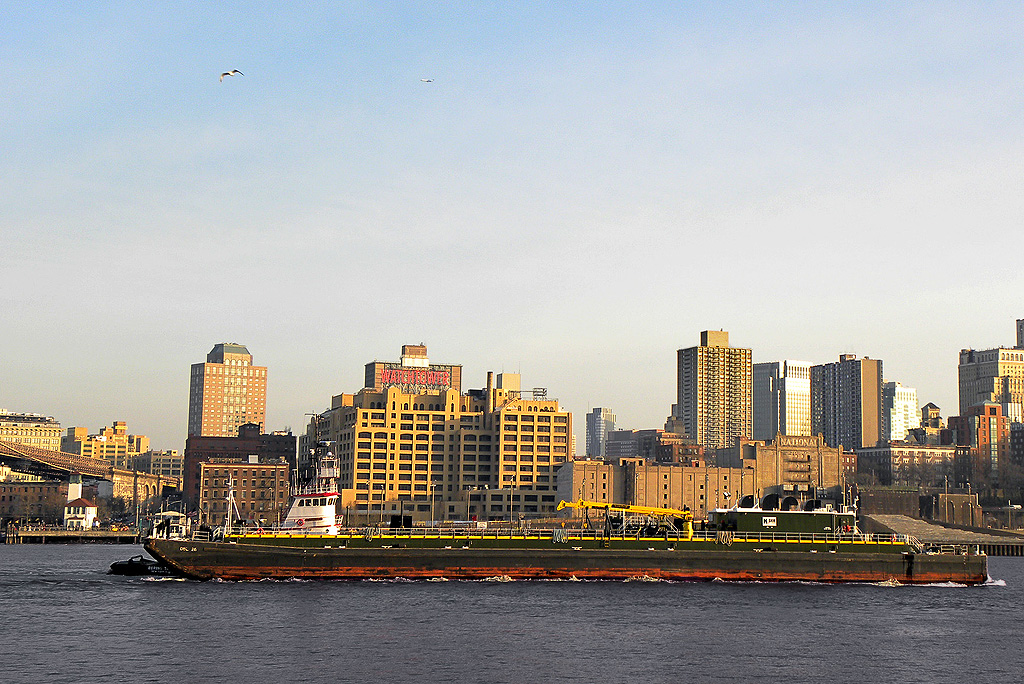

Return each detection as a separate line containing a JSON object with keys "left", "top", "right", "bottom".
{"left": 0, "top": 439, "right": 112, "bottom": 478}
{"left": 0, "top": 439, "right": 178, "bottom": 500}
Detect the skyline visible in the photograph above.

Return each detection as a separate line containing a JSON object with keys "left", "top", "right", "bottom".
{"left": 4, "top": 3, "right": 1024, "bottom": 451}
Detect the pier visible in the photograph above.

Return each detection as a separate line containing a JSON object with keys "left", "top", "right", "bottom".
{"left": 866, "top": 514, "right": 1024, "bottom": 557}
{"left": 4, "top": 528, "right": 140, "bottom": 544}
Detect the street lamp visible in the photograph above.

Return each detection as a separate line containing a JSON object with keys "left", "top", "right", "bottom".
{"left": 373, "top": 483, "right": 385, "bottom": 525}
{"left": 507, "top": 476, "right": 517, "bottom": 524}
{"left": 430, "top": 482, "right": 440, "bottom": 526}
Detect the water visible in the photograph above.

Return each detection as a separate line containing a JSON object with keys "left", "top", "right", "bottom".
{"left": 1, "top": 544, "right": 1020, "bottom": 684}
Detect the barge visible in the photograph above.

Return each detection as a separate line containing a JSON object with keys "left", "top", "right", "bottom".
{"left": 143, "top": 494, "right": 987, "bottom": 583}
{"left": 143, "top": 453, "right": 986, "bottom": 583}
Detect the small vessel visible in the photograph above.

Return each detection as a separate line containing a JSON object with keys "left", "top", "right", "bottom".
{"left": 108, "top": 554, "right": 179, "bottom": 577}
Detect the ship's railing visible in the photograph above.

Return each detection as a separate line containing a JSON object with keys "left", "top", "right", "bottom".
{"left": 216, "top": 524, "right": 922, "bottom": 548}
{"left": 699, "top": 530, "right": 923, "bottom": 548}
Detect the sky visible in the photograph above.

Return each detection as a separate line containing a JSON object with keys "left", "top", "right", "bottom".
{"left": 3, "top": 2, "right": 1023, "bottom": 452}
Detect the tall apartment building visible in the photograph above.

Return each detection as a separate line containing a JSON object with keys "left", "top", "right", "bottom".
{"left": 882, "top": 381, "right": 918, "bottom": 443}
{"left": 0, "top": 410, "right": 62, "bottom": 451}
{"left": 61, "top": 421, "right": 150, "bottom": 470}
{"left": 188, "top": 343, "right": 267, "bottom": 437}
{"left": 753, "top": 361, "right": 812, "bottom": 441}
{"left": 958, "top": 319, "right": 1024, "bottom": 417}
{"left": 585, "top": 407, "right": 616, "bottom": 458}
{"left": 811, "top": 354, "right": 882, "bottom": 451}
{"left": 675, "top": 331, "right": 752, "bottom": 452}
{"left": 302, "top": 345, "right": 572, "bottom": 521}
{"left": 949, "top": 402, "right": 1011, "bottom": 485}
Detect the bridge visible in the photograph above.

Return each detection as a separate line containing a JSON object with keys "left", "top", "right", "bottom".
{"left": 0, "top": 439, "right": 178, "bottom": 502}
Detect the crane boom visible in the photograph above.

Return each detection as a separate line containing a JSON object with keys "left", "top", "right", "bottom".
{"left": 556, "top": 499, "right": 693, "bottom": 521}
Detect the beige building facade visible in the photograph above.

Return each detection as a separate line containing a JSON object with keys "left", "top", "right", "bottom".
{"left": 136, "top": 450, "right": 183, "bottom": 480}
{"left": 0, "top": 411, "right": 62, "bottom": 451}
{"left": 557, "top": 458, "right": 741, "bottom": 518}
{"left": 188, "top": 343, "right": 268, "bottom": 437}
{"left": 558, "top": 434, "right": 845, "bottom": 519}
{"left": 303, "top": 346, "right": 572, "bottom": 522}
{"left": 958, "top": 344, "right": 1024, "bottom": 417}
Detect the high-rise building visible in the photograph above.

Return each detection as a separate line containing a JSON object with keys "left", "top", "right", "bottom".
{"left": 811, "top": 354, "right": 882, "bottom": 451}
{"left": 958, "top": 319, "right": 1024, "bottom": 417}
{"left": 676, "top": 331, "right": 752, "bottom": 452}
{"left": 303, "top": 345, "right": 572, "bottom": 521}
{"left": 188, "top": 343, "right": 267, "bottom": 437}
{"left": 585, "top": 407, "right": 616, "bottom": 458}
{"left": 949, "top": 402, "right": 1011, "bottom": 485}
{"left": 753, "top": 361, "right": 811, "bottom": 441}
{"left": 882, "top": 381, "right": 918, "bottom": 443}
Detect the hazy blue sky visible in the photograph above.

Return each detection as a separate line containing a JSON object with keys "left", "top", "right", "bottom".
{"left": 3, "top": 2, "right": 1023, "bottom": 452}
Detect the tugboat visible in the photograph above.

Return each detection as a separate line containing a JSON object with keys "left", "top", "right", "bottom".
{"left": 108, "top": 554, "right": 180, "bottom": 577}
{"left": 276, "top": 452, "right": 342, "bottom": 535}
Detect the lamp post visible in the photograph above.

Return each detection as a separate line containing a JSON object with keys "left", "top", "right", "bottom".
{"left": 430, "top": 482, "right": 440, "bottom": 526}
{"left": 373, "top": 483, "right": 384, "bottom": 525}
{"left": 507, "top": 476, "right": 517, "bottom": 524}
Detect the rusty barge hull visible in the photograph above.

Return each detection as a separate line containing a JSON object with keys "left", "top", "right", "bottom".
{"left": 144, "top": 537, "right": 987, "bottom": 584}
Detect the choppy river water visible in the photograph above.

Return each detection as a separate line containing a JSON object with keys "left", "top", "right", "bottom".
{"left": 1, "top": 544, "right": 1020, "bottom": 683}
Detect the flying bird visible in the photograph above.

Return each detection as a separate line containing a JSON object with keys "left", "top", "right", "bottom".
{"left": 420, "top": 78, "right": 433, "bottom": 82}
{"left": 220, "top": 70, "right": 244, "bottom": 82}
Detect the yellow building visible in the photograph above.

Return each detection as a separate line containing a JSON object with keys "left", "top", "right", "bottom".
{"left": 303, "top": 345, "right": 572, "bottom": 522}
{"left": 0, "top": 410, "right": 62, "bottom": 451}
{"left": 188, "top": 343, "right": 268, "bottom": 437}
{"left": 62, "top": 421, "right": 150, "bottom": 470}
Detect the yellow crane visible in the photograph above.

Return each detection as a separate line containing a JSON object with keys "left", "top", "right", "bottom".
{"left": 557, "top": 500, "right": 693, "bottom": 539}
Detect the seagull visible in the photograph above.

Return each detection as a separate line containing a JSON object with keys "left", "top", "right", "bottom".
{"left": 420, "top": 78, "right": 433, "bottom": 82}
{"left": 220, "top": 70, "right": 244, "bottom": 82}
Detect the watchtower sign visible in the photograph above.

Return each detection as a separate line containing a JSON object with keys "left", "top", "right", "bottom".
{"left": 379, "top": 364, "right": 453, "bottom": 391}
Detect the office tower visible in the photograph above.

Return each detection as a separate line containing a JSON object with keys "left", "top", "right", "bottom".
{"left": 958, "top": 319, "right": 1024, "bottom": 417}
{"left": 811, "top": 354, "right": 882, "bottom": 450}
{"left": 676, "top": 331, "right": 752, "bottom": 452}
{"left": 586, "top": 407, "right": 616, "bottom": 458}
{"left": 187, "top": 343, "right": 267, "bottom": 437}
{"left": 753, "top": 361, "right": 812, "bottom": 441}
{"left": 882, "top": 381, "right": 918, "bottom": 442}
